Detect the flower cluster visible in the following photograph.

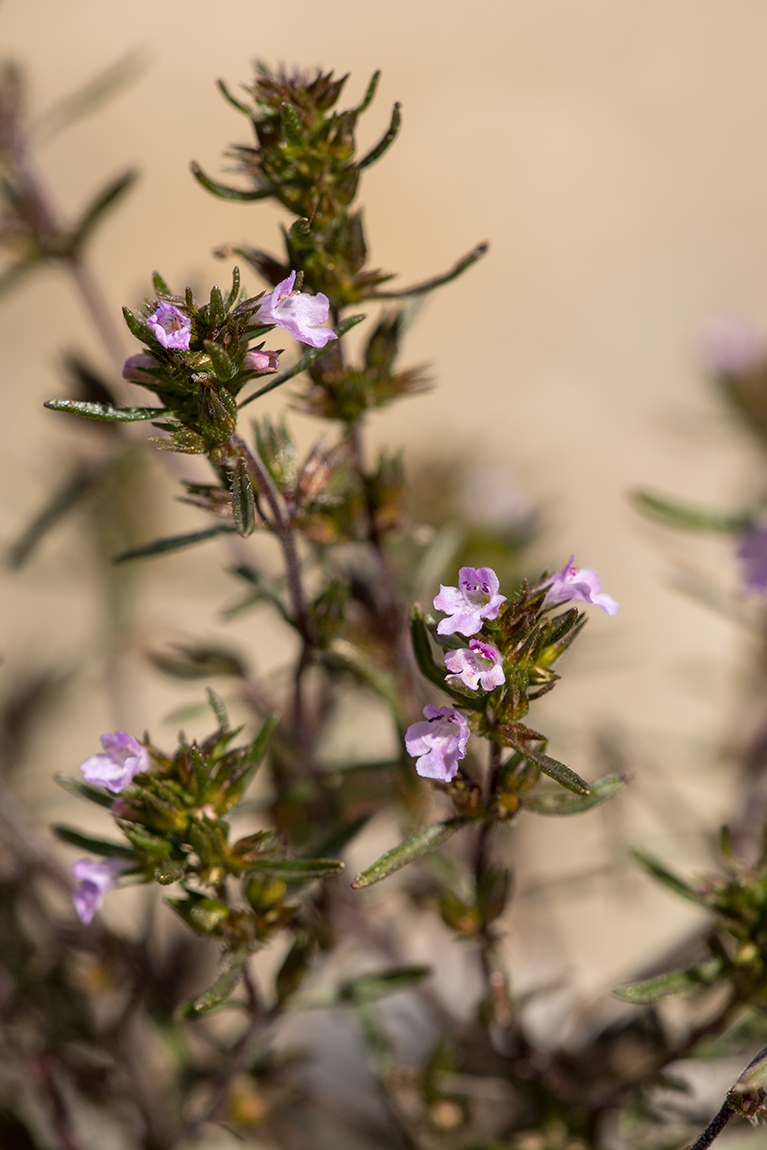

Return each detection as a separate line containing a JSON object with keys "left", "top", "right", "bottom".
{"left": 404, "top": 559, "right": 618, "bottom": 783}
{"left": 71, "top": 731, "right": 146, "bottom": 923}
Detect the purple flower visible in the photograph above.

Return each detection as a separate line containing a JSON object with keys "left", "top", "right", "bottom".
{"left": 698, "top": 314, "right": 763, "bottom": 378}
{"left": 242, "top": 349, "right": 280, "bottom": 374}
{"left": 433, "top": 567, "right": 506, "bottom": 637}
{"left": 79, "top": 732, "right": 149, "bottom": 794}
{"left": 404, "top": 705, "right": 470, "bottom": 782}
{"left": 146, "top": 301, "right": 191, "bottom": 350}
{"left": 541, "top": 557, "right": 619, "bottom": 616}
{"left": 255, "top": 272, "right": 337, "bottom": 349}
{"left": 122, "top": 352, "right": 159, "bottom": 384}
{"left": 445, "top": 640, "right": 505, "bottom": 692}
{"left": 72, "top": 858, "right": 125, "bottom": 924}
{"left": 737, "top": 526, "right": 767, "bottom": 591}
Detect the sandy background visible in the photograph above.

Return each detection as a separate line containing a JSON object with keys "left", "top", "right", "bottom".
{"left": 2, "top": 0, "right": 767, "bottom": 1011}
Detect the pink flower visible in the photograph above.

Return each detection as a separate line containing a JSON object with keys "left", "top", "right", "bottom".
{"left": 146, "top": 301, "right": 191, "bottom": 350}
{"left": 541, "top": 557, "right": 619, "bottom": 616}
{"left": 122, "top": 352, "right": 159, "bottom": 384}
{"left": 404, "top": 705, "right": 470, "bottom": 782}
{"left": 79, "top": 732, "right": 149, "bottom": 794}
{"left": 737, "top": 526, "right": 767, "bottom": 592}
{"left": 242, "top": 349, "right": 280, "bottom": 374}
{"left": 445, "top": 640, "right": 505, "bottom": 692}
{"left": 72, "top": 858, "right": 125, "bottom": 924}
{"left": 255, "top": 272, "right": 337, "bottom": 349}
{"left": 698, "top": 314, "right": 763, "bottom": 377}
{"left": 433, "top": 567, "right": 506, "bottom": 637}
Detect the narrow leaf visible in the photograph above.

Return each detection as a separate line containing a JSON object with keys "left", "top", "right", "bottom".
{"left": 518, "top": 743, "right": 590, "bottom": 796}
{"left": 632, "top": 490, "right": 751, "bottom": 533}
{"left": 338, "top": 966, "right": 430, "bottom": 1003}
{"left": 351, "top": 817, "right": 470, "bottom": 889}
{"left": 8, "top": 466, "right": 96, "bottom": 568}
{"left": 357, "top": 102, "right": 401, "bottom": 170}
{"left": 203, "top": 339, "right": 235, "bottom": 382}
{"left": 181, "top": 958, "right": 245, "bottom": 1016}
{"left": 44, "top": 399, "right": 165, "bottom": 422}
{"left": 233, "top": 714, "right": 280, "bottom": 795}
{"left": 303, "top": 815, "right": 370, "bottom": 860}
{"left": 35, "top": 49, "right": 147, "bottom": 141}
{"left": 614, "top": 959, "right": 722, "bottom": 1005}
{"left": 112, "top": 525, "right": 237, "bottom": 563}
{"left": 54, "top": 772, "right": 116, "bottom": 810}
{"left": 230, "top": 457, "right": 256, "bottom": 536}
{"left": 354, "top": 70, "right": 381, "bottom": 115}
{"left": 244, "top": 857, "right": 343, "bottom": 879}
{"left": 238, "top": 314, "right": 366, "bottom": 408}
{"left": 216, "top": 78, "right": 251, "bottom": 115}
{"left": 53, "top": 824, "right": 135, "bottom": 858}
{"left": 371, "top": 242, "right": 488, "bottom": 299}
{"left": 525, "top": 773, "right": 627, "bottom": 815}
{"left": 190, "top": 161, "right": 271, "bottom": 202}
{"left": 631, "top": 849, "right": 704, "bottom": 904}
{"left": 71, "top": 170, "right": 138, "bottom": 250}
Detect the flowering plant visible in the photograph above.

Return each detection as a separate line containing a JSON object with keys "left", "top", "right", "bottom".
{"left": 1, "top": 52, "right": 764, "bottom": 1150}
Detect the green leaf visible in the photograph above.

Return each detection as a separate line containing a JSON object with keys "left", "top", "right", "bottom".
{"left": 206, "top": 687, "right": 229, "bottom": 730}
{"left": 354, "top": 70, "right": 380, "bottom": 115}
{"left": 122, "top": 306, "right": 161, "bottom": 349}
{"left": 180, "top": 958, "right": 245, "bottom": 1016}
{"left": 525, "top": 773, "right": 627, "bottom": 815}
{"left": 227, "top": 714, "right": 279, "bottom": 800}
{"left": 631, "top": 849, "right": 704, "bottom": 904}
{"left": 279, "top": 100, "right": 305, "bottom": 146}
{"left": 357, "top": 102, "right": 401, "bottom": 170}
{"left": 614, "top": 959, "right": 722, "bottom": 1005}
{"left": 371, "top": 242, "right": 488, "bottom": 300}
{"left": 325, "top": 637, "right": 404, "bottom": 725}
{"left": 244, "top": 857, "right": 343, "bottom": 879}
{"left": 230, "top": 457, "right": 257, "bottom": 537}
{"left": 35, "top": 48, "right": 147, "bottom": 141}
{"left": 8, "top": 466, "right": 96, "bottom": 569}
{"left": 203, "top": 339, "right": 235, "bottom": 382}
{"left": 293, "top": 966, "right": 431, "bottom": 1009}
{"left": 190, "top": 161, "right": 271, "bottom": 202}
{"left": 225, "top": 265, "right": 241, "bottom": 310}
{"left": 302, "top": 815, "right": 370, "bottom": 860}
{"left": 338, "top": 966, "right": 430, "bottom": 1004}
{"left": 631, "top": 490, "right": 751, "bottom": 533}
{"left": 238, "top": 314, "right": 366, "bottom": 408}
{"left": 71, "top": 170, "right": 138, "bottom": 250}
{"left": 409, "top": 606, "right": 485, "bottom": 711}
{"left": 152, "top": 270, "right": 171, "bottom": 294}
{"left": 112, "top": 524, "right": 237, "bottom": 563}
{"left": 351, "top": 817, "right": 471, "bottom": 889}
{"left": 44, "top": 398, "right": 165, "bottom": 422}
{"left": 216, "top": 78, "right": 251, "bottom": 115}
{"left": 52, "top": 824, "right": 135, "bottom": 858}
{"left": 516, "top": 742, "right": 590, "bottom": 797}
{"left": 54, "top": 772, "right": 116, "bottom": 810}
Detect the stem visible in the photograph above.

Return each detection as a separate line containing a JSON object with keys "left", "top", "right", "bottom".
{"left": 688, "top": 1103, "right": 734, "bottom": 1150}
{"left": 66, "top": 253, "right": 126, "bottom": 368}
{"left": 181, "top": 965, "right": 274, "bottom": 1138}
{"left": 230, "top": 433, "right": 309, "bottom": 639}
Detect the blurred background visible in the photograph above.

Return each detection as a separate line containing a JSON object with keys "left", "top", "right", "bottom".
{"left": 3, "top": 0, "right": 767, "bottom": 1025}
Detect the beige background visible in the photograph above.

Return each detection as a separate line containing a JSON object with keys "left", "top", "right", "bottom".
{"left": 2, "top": 0, "right": 767, "bottom": 1011}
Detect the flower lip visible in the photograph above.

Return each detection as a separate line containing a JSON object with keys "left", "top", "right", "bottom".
{"left": 146, "top": 300, "right": 192, "bottom": 350}
{"left": 254, "top": 271, "right": 337, "bottom": 349}
{"left": 433, "top": 566, "right": 506, "bottom": 636}
{"left": 404, "top": 705, "right": 470, "bottom": 782}
{"left": 540, "top": 556, "right": 619, "bottom": 616}
{"left": 79, "top": 731, "right": 149, "bottom": 794}
{"left": 737, "top": 526, "right": 767, "bottom": 592}
{"left": 72, "top": 857, "right": 125, "bottom": 924}
{"left": 444, "top": 640, "right": 505, "bottom": 692}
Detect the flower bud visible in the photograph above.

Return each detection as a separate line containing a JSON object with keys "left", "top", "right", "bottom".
{"left": 243, "top": 349, "right": 280, "bottom": 374}
{"left": 122, "top": 353, "right": 159, "bottom": 384}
